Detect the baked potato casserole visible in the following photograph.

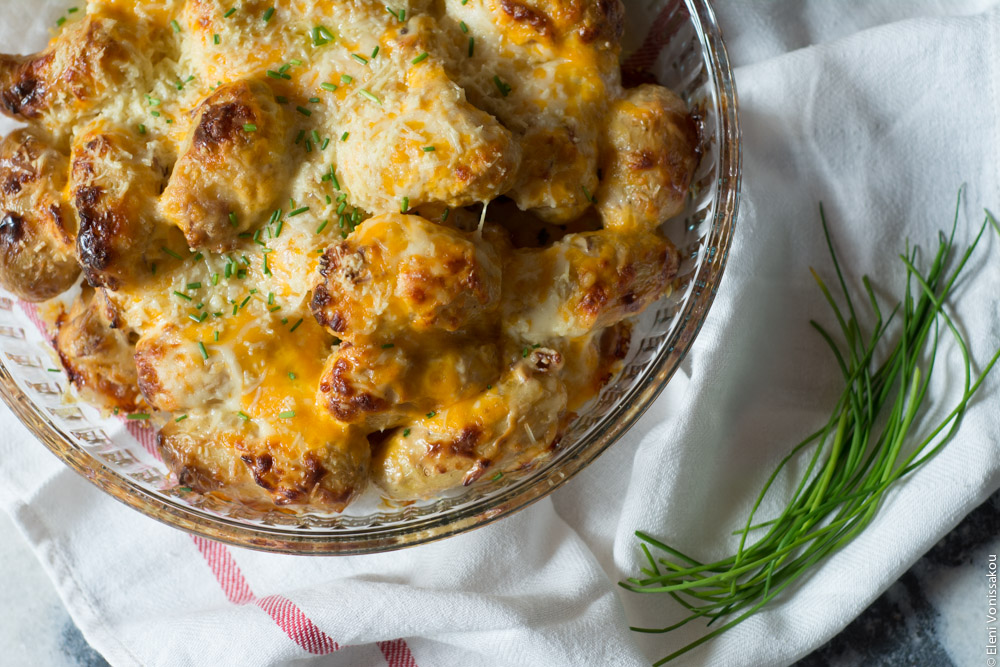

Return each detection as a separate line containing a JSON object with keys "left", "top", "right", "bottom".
{"left": 0, "top": 0, "right": 698, "bottom": 512}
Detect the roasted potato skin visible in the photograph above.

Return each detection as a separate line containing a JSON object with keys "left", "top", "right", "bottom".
{"left": 70, "top": 120, "right": 165, "bottom": 290}
{"left": 159, "top": 79, "right": 289, "bottom": 252}
{"left": 55, "top": 287, "right": 141, "bottom": 412}
{"left": 502, "top": 230, "right": 680, "bottom": 340}
{"left": 597, "top": 84, "right": 700, "bottom": 232}
{"left": 317, "top": 337, "right": 499, "bottom": 430}
{"left": 310, "top": 214, "right": 502, "bottom": 340}
{"left": 0, "top": 15, "right": 147, "bottom": 133}
{"left": 0, "top": 130, "right": 80, "bottom": 302}
{"left": 158, "top": 417, "right": 370, "bottom": 512}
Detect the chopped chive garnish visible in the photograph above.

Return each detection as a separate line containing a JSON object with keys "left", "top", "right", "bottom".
{"left": 382, "top": 343, "right": 395, "bottom": 349}
{"left": 150, "top": 111, "right": 161, "bottom": 117}
{"left": 336, "top": 201, "right": 347, "bottom": 215}
{"left": 403, "top": 428, "right": 411, "bottom": 437}
{"left": 492, "top": 472, "right": 503, "bottom": 481}
{"left": 171, "top": 19, "right": 181, "bottom": 32}
{"left": 311, "top": 130, "right": 321, "bottom": 143}
{"left": 224, "top": 262, "right": 233, "bottom": 278}
{"left": 224, "top": 7, "right": 237, "bottom": 17}
{"left": 239, "top": 296, "right": 251, "bottom": 309}
{"left": 289, "top": 318, "right": 304, "bottom": 332}
{"left": 337, "top": 192, "right": 347, "bottom": 202}
{"left": 267, "top": 292, "right": 275, "bottom": 305}
{"left": 461, "top": 0, "right": 468, "bottom": 4}
{"left": 274, "top": 219, "right": 284, "bottom": 237}
{"left": 193, "top": 252, "right": 204, "bottom": 262}
{"left": 214, "top": 330, "right": 220, "bottom": 341}
{"left": 173, "top": 291, "right": 193, "bottom": 301}
{"left": 305, "top": 139, "right": 313, "bottom": 153}
{"left": 237, "top": 411, "right": 250, "bottom": 421}
{"left": 175, "top": 414, "right": 188, "bottom": 422}
{"left": 288, "top": 372, "right": 297, "bottom": 380}
{"left": 232, "top": 303, "right": 239, "bottom": 315}
{"left": 295, "top": 130, "right": 305, "bottom": 144}
{"left": 411, "top": 52, "right": 429, "bottom": 65}
{"left": 321, "top": 82, "right": 338, "bottom": 92}
{"left": 127, "top": 413, "right": 150, "bottom": 420}
{"left": 57, "top": 16, "right": 66, "bottom": 26}
{"left": 386, "top": 6, "right": 399, "bottom": 19}
{"left": 401, "top": 196, "right": 409, "bottom": 213}
{"left": 359, "top": 89, "right": 382, "bottom": 104}
{"left": 399, "top": 9, "right": 405, "bottom": 20}
{"left": 269, "top": 305, "right": 281, "bottom": 312}
{"left": 468, "top": 37, "right": 475, "bottom": 57}
{"left": 266, "top": 70, "right": 282, "bottom": 79}
{"left": 582, "top": 184, "right": 596, "bottom": 203}
{"left": 241, "top": 255, "right": 250, "bottom": 266}
{"left": 138, "top": 124, "right": 146, "bottom": 135}
{"left": 371, "top": 46, "right": 380, "bottom": 58}
{"left": 289, "top": 206, "right": 309, "bottom": 217}
{"left": 213, "top": 33, "right": 220, "bottom": 44}
{"left": 290, "top": 58, "right": 303, "bottom": 66}
{"left": 186, "top": 281, "right": 202, "bottom": 289}
{"left": 47, "top": 368, "right": 59, "bottom": 373}
{"left": 296, "top": 105, "right": 312, "bottom": 116}
{"left": 351, "top": 53, "right": 369, "bottom": 65}
{"left": 460, "top": 21, "right": 468, "bottom": 33}
{"left": 197, "top": 342, "right": 209, "bottom": 360}
{"left": 195, "top": 302, "right": 205, "bottom": 310}
{"left": 442, "top": 208, "right": 450, "bottom": 222}
{"left": 262, "top": 6, "right": 274, "bottom": 22}
{"left": 486, "top": 384, "right": 492, "bottom": 389}
{"left": 279, "top": 410, "right": 295, "bottom": 419}
{"left": 316, "top": 219, "right": 329, "bottom": 234}
{"left": 493, "top": 75, "right": 511, "bottom": 96}
{"left": 340, "top": 131, "right": 349, "bottom": 141}
{"left": 68, "top": 7, "right": 79, "bottom": 12}
{"left": 151, "top": 262, "right": 157, "bottom": 275}
{"left": 422, "top": 146, "right": 435, "bottom": 152}
{"left": 321, "top": 138, "right": 330, "bottom": 150}
{"left": 243, "top": 122, "right": 258, "bottom": 132}
{"left": 331, "top": 168, "right": 341, "bottom": 189}
{"left": 276, "top": 95, "right": 288, "bottom": 104}
{"left": 308, "top": 97, "right": 320, "bottom": 104}
{"left": 426, "top": 411, "right": 436, "bottom": 418}
{"left": 341, "top": 74, "right": 353, "bottom": 84}
{"left": 188, "top": 313, "right": 202, "bottom": 323}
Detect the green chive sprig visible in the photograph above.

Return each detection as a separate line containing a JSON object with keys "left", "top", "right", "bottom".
{"left": 621, "top": 198, "right": 1000, "bottom": 665}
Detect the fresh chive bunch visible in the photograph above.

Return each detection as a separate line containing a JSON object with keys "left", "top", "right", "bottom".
{"left": 621, "top": 196, "right": 1000, "bottom": 665}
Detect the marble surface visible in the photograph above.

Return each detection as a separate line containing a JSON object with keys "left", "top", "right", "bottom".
{"left": 2, "top": 489, "right": 997, "bottom": 666}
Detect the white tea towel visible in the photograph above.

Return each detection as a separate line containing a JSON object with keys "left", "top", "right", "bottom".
{"left": 2, "top": 1, "right": 1000, "bottom": 666}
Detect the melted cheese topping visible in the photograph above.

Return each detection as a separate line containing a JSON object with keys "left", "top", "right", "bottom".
{"left": 0, "top": 0, "right": 698, "bottom": 509}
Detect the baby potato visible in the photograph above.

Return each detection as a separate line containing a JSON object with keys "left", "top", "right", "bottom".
{"left": 0, "top": 130, "right": 79, "bottom": 302}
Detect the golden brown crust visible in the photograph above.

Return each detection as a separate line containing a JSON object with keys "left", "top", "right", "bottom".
{"left": 371, "top": 361, "right": 568, "bottom": 500}
{"left": 54, "top": 287, "right": 141, "bottom": 412}
{"left": 70, "top": 120, "right": 166, "bottom": 290}
{"left": 158, "top": 417, "right": 370, "bottom": 512}
{"left": 502, "top": 230, "right": 680, "bottom": 340}
{"left": 0, "top": 130, "right": 79, "bottom": 302}
{"left": 133, "top": 323, "right": 234, "bottom": 412}
{"left": 0, "top": 15, "right": 145, "bottom": 132}
{"left": 159, "top": 79, "right": 289, "bottom": 251}
{"left": 310, "top": 214, "right": 502, "bottom": 340}
{"left": 597, "top": 84, "right": 700, "bottom": 232}
{"left": 317, "top": 338, "right": 499, "bottom": 429}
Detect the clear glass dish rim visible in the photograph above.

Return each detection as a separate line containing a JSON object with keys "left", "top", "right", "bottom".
{"left": 0, "top": 0, "right": 741, "bottom": 555}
